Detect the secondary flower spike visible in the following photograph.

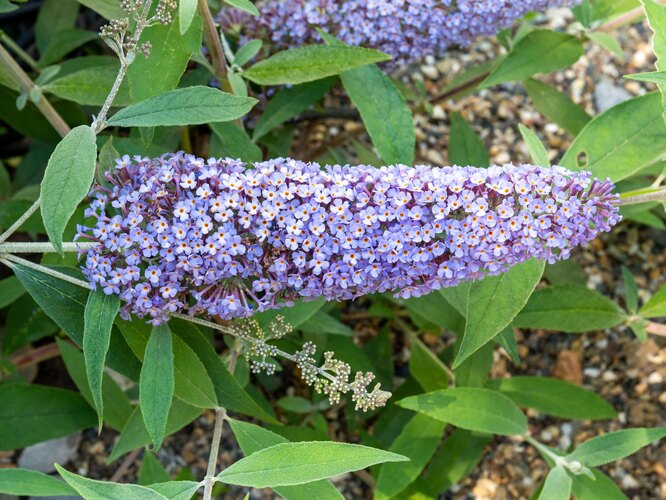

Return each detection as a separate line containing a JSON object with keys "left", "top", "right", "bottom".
{"left": 79, "top": 153, "right": 620, "bottom": 324}
{"left": 231, "top": 0, "right": 580, "bottom": 66}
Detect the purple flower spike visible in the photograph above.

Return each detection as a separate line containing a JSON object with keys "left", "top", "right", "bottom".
{"left": 78, "top": 153, "right": 620, "bottom": 324}
{"left": 236, "top": 0, "right": 580, "bottom": 66}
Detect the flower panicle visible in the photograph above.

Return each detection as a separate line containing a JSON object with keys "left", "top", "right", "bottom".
{"left": 229, "top": 0, "right": 581, "bottom": 66}
{"left": 78, "top": 152, "right": 621, "bottom": 326}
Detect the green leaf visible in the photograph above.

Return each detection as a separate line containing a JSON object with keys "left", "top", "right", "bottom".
{"left": 640, "top": 281, "right": 666, "bottom": 318}
{"left": 138, "top": 452, "right": 170, "bottom": 486}
{"left": 40, "top": 125, "right": 97, "bottom": 254}
{"left": 571, "top": 468, "right": 628, "bottom": 500}
{"left": 421, "top": 429, "right": 491, "bottom": 495}
{"left": 234, "top": 39, "right": 263, "bottom": 67}
{"left": 140, "top": 324, "right": 175, "bottom": 449}
{"left": 76, "top": 0, "right": 124, "bottom": 19}
{"left": 0, "top": 384, "right": 96, "bottom": 450}
{"left": 39, "top": 29, "right": 98, "bottom": 66}
{"left": 243, "top": 45, "right": 391, "bottom": 86}
{"left": 341, "top": 65, "right": 414, "bottom": 165}
{"left": 561, "top": 92, "right": 666, "bottom": 182}
{"left": 643, "top": 0, "right": 666, "bottom": 123}
{"left": 625, "top": 70, "right": 666, "bottom": 84}
{"left": 495, "top": 326, "right": 520, "bottom": 365}
{"left": 12, "top": 263, "right": 142, "bottom": 380}
{"left": 0, "top": 276, "right": 25, "bottom": 309}
{"left": 587, "top": 31, "right": 623, "bottom": 57}
{"left": 375, "top": 414, "right": 445, "bottom": 500}
{"left": 621, "top": 266, "right": 639, "bottom": 313}
{"left": 56, "top": 465, "right": 167, "bottom": 499}
{"left": 454, "top": 342, "right": 493, "bottom": 389}
{"left": 172, "top": 335, "right": 217, "bottom": 409}
{"left": 449, "top": 112, "right": 489, "bottom": 167}
{"left": 524, "top": 78, "right": 591, "bottom": 136}
{"left": 57, "top": 338, "right": 133, "bottom": 431}
{"left": 44, "top": 66, "right": 131, "bottom": 106}
{"left": 0, "top": 0, "right": 18, "bottom": 13}
{"left": 252, "top": 77, "right": 336, "bottom": 141}
{"left": 481, "top": 30, "right": 583, "bottom": 88}
{"left": 513, "top": 285, "right": 626, "bottom": 333}
{"left": 254, "top": 298, "right": 326, "bottom": 330}
{"left": 83, "top": 289, "right": 120, "bottom": 429}
{"left": 108, "top": 401, "right": 202, "bottom": 462}
{"left": 397, "top": 387, "right": 528, "bottom": 436}
{"left": 169, "top": 318, "right": 278, "bottom": 423}
{"left": 224, "top": 0, "right": 259, "bottom": 16}
{"left": 300, "top": 311, "right": 354, "bottom": 336}
{"left": 410, "top": 336, "right": 450, "bottom": 392}
{"left": 453, "top": 259, "right": 545, "bottom": 368}
{"left": 217, "top": 441, "right": 407, "bottom": 487}
{"left": 567, "top": 427, "right": 666, "bottom": 467}
{"left": 146, "top": 481, "right": 202, "bottom": 500}
{"left": 538, "top": 466, "right": 572, "bottom": 500}
{"left": 35, "top": 0, "right": 79, "bottom": 55}
{"left": 518, "top": 124, "right": 550, "bottom": 167}
{"left": 107, "top": 86, "right": 257, "bottom": 128}
{"left": 178, "top": 0, "right": 197, "bottom": 34}
{"left": 487, "top": 376, "right": 616, "bottom": 420}
{"left": 3, "top": 294, "right": 58, "bottom": 354}
{"left": 145, "top": 481, "right": 202, "bottom": 500}
{"left": 228, "top": 418, "right": 342, "bottom": 499}
{"left": 0, "top": 468, "right": 77, "bottom": 497}
{"left": 210, "top": 122, "right": 262, "bottom": 163}
{"left": 403, "top": 292, "right": 465, "bottom": 333}
{"left": 127, "top": 13, "right": 202, "bottom": 103}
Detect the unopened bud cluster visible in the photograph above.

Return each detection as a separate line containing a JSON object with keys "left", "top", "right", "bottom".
{"left": 234, "top": 317, "right": 391, "bottom": 411}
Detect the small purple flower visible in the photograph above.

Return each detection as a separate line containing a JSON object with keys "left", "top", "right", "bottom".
{"left": 79, "top": 152, "right": 620, "bottom": 324}
{"left": 233, "top": 0, "right": 580, "bottom": 67}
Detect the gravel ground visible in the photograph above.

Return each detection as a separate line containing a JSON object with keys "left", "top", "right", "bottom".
{"left": 2, "top": 7, "right": 665, "bottom": 500}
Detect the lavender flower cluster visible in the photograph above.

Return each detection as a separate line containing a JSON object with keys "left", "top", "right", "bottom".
{"left": 79, "top": 152, "right": 620, "bottom": 324}
{"left": 237, "top": 0, "right": 580, "bottom": 65}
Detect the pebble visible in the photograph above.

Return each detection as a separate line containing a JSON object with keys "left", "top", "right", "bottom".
{"left": 420, "top": 64, "right": 439, "bottom": 80}
{"left": 647, "top": 372, "right": 663, "bottom": 384}
{"left": 594, "top": 78, "right": 632, "bottom": 112}
{"left": 18, "top": 433, "right": 81, "bottom": 474}
{"left": 621, "top": 474, "right": 641, "bottom": 489}
{"left": 602, "top": 370, "right": 618, "bottom": 382}
{"left": 431, "top": 105, "right": 446, "bottom": 120}
{"left": 583, "top": 367, "right": 601, "bottom": 378}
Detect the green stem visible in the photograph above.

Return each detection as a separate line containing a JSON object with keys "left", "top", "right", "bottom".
{"left": 0, "top": 241, "right": 98, "bottom": 253}
{"left": 0, "top": 30, "right": 40, "bottom": 72}
{"left": 620, "top": 188, "right": 666, "bottom": 206}
{"left": 203, "top": 407, "right": 227, "bottom": 500}
{"left": 0, "top": 254, "right": 90, "bottom": 289}
{"left": 198, "top": 0, "right": 231, "bottom": 93}
{"left": 0, "top": 44, "right": 69, "bottom": 137}
{"left": 0, "top": 199, "right": 41, "bottom": 245}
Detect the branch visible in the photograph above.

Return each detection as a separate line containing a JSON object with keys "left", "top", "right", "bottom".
{"left": 198, "top": 0, "right": 231, "bottom": 92}
{"left": 0, "top": 43, "right": 69, "bottom": 137}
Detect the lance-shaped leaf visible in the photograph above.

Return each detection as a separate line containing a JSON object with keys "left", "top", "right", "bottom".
{"left": 40, "top": 125, "right": 97, "bottom": 254}
{"left": 140, "top": 324, "right": 175, "bottom": 449}
{"left": 398, "top": 387, "right": 528, "bottom": 436}
{"left": 217, "top": 442, "right": 407, "bottom": 487}
{"left": 566, "top": 427, "right": 666, "bottom": 467}
{"left": 107, "top": 87, "right": 257, "bottom": 128}
{"left": 83, "top": 289, "right": 120, "bottom": 429}
{"left": 243, "top": 45, "right": 391, "bottom": 85}
{"left": 55, "top": 465, "right": 167, "bottom": 499}
{"left": 0, "top": 468, "right": 77, "bottom": 497}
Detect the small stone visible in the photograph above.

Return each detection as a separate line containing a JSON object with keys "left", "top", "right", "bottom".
{"left": 583, "top": 367, "right": 601, "bottom": 378}
{"left": 18, "top": 433, "right": 81, "bottom": 474}
{"left": 647, "top": 372, "right": 663, "bottom": 384}
{"left": 431, "top": 105, "right": 446, "bottom": 120}
{"left": 602, "top": 370, "right": 618, "bottom": 382}
{"left": 621, "top": 474, "right": 640, "bottom": 490}
{"left": 594, "top": 79, "right": 631, "bottom": 113}
{"left": 420, "top": 65, "right": 439, "bottom": 80}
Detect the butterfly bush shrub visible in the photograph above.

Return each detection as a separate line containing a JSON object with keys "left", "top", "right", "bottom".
{"left": 0, "top": 0, "right": 665, "bottom": 498}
